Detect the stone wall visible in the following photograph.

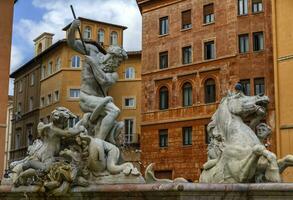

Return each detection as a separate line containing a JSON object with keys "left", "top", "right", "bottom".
{"left": 1, "top": 183, "right": 293, "bottom": 200}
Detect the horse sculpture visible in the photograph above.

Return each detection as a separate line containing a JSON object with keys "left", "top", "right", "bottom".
{"left": 200, "top": 92, "right": 281, "bottom": 183}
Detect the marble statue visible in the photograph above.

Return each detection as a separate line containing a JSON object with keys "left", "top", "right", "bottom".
{"left": 67, "top": 19, "right": 126, "bottom": 142}
{"left": 199, "top": 86, "right": 293, "bottom": 183}
{"left": 4, "top": 19, "right": 144, "bottom": 196}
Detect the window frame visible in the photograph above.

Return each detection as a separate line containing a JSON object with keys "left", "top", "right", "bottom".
{"left": 254, "top": 78, "right": 265, "bottom": 95}
{"left": 125, "top": 67, "right": 135, "bottom": 79}
{"left": 182, "top": 127, "right": 192, "bottom": 146}
{"left": 182, "top": 82, "right": 193, "bottom": 107}
{"left": 159, "top": 16, "right": 169, "bottom": 35}
{"left": 159, "top": 86, "right": 169, "bottom": 110}
{"left": 253, "top": 32, "right": 264, "bottom": 52}
{"left": 205, "top": 78, "right": 216, "bottom": 104}
{"left": 238, "top": 0, "right": 249, "bottom": 16}
{"left": 71, "top": 55, "right": 81, "bottom": 68}
{"left": 239, "top": 34, "right": 250, "bottom": 53}
{"left": 203, "top": 3, "right": 215, "bottom": 24}
{"left": 182, "top": 46, "right": 192, "bottom": 65}
{"left": 159, "top": 51, "right": 169, "bottom": 69}
{"left": 69, "top": 89, "right": 81, "bottom": 98}
{"left": 252, "top": 0, "right": 263, "bottom": 13}
{"left": 110, "top": 31, "right": 118, "bottom": 46}
{"left": 83, "top": 26, "right": 92, "bottom": 39}
{"left": 124, "top": 118, "right": 134, "bottom": 144}
{"left": 97, "top": 29, "right": 105, "bottom": 44}
{"left": 181, "top": 9, "right": 192, "bottom": 30}
{"left": 124, "top": 97, "right": 136, "bottom": 108}
{"left": 159, "top": 129, "right": 168, "bottom": 148}
{"left": 204, "top": 40, "right": 215, "bottom": 60}
{"left": 240, "top": 79, "right": 251, "bottom": 96}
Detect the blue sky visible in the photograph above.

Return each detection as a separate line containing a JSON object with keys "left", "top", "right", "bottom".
{"left": 9, "top": 0, "right": 142, "bottom": 94}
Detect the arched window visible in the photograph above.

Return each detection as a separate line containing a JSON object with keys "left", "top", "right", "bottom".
{"left": 205, "top": 78, "right": 216, "bottom": 103}
{"left": 71, "top": 56, "right": 80, "bottom": 68}
{"left": 56, "top": 57, "right": 61, "bottom": 70}
{"left": 159, "top": 86, "right": 169, "bottom": 110}
{"left": 182, "top": 82, "right": 192, "bottom": 107}
{"left": 110, "top": 31, "right": 118, "bottom": 45}
{"left": 83, "top": 26, "right": 91, "bottom": 39}
{"left": 125, "top": 67, "right": 135, "bottom": 79}
{"left": 37, "top": 43, "right": 42, "bottom": 54}
{"left": 97, "top": 29, "right": 105, "bottom": 44}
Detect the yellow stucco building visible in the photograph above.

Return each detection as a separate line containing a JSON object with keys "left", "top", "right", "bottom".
{"left": 272, "top": 0, "right": 293, "bottom": 181}
{"left": 10, "top": 17, "right": 142, "bottom": 164}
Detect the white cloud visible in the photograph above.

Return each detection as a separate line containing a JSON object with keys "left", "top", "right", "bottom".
{"left": 15, "top": 0, "right": 142, "bottom": 51}
{"left": 10, "top": 45, "right": 24, "bottom": 72}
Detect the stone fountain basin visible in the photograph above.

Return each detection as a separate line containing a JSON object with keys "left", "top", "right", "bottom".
{"left": 1, "top": 183, "right": 293, "bottom": 199}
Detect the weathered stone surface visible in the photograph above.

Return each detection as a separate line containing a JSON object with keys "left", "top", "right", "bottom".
{"left": 1, "top": 183, "right": 293, "bottom": 199}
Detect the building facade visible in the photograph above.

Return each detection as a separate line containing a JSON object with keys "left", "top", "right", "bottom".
{"left": 10, "top": 18, "right": 142, "bottom": 166}
{"left": 272, "top": 0, "right": 293, "bottom": 182}
{"left": 0, "top": 0, "right": 15, "bottom": 175}
{"left": 137, "top": 0, "right": 275, "bottom": 181}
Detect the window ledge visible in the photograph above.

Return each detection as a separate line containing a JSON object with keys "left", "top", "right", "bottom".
{"left": 203, "top": 22, "right": 215, "bottom": 26}
{"left": 181, "top": 27, "right": 192, "bottom": 32}
{"left": 158, "top": 33, "right": 169, "bottom": 38}
{"left": 237, "top": 14, "right": 249, "bottom": 17}
{"left": 182, "top": 145, "right": 192, "bottom": 148}
{"left": 253, "top": 50, "right": 265, "bottom": 54}
{"left": 252, "top": 11, "right": 264, "bottom": 15}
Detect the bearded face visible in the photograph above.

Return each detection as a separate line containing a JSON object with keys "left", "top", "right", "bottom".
{"left": 103, "top": 55, "right": 123, "bottom": 72}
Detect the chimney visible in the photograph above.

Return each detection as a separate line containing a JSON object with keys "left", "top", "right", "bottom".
{"left": 33, "top": 32, "right": 54, "bottom": 56}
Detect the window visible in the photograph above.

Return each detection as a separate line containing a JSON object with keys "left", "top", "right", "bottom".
{"left": 19, "top": 80, "right": 22, "bottom": 92}
{"left": 83, "top": 26, "right": 91, "bottom": 39}
{"left": 124, "top": 119, "right": 134, "bottom": 144}
{"left": 48, "top": 61, "right": 53, "bottom": 75}
{"left": 97, "top": 29, "right": 105, "bottom": 44}
{"left": 41, "top": 97, "right": 45, "bottom": 107}
{"left": 205, "top": 125, "right": 210, "bottom": 144}
{"left": 253, "top": 32, "right": 264, "bottom": 51}
{"left": 125, "top": 67, "right": 135, "bottom": 79}
{"left": 41, "top": 65, "right": 46, "bottom": 79}
{"left": 54, "top": 90, "right": 59, "bottom": 102}
{"left": 182, "top": 46, "right": 192, "bottom": 64}
{"left": 203, "top": 4, "right": 214, "bottom": 24}
{"left": 69, "top": 116, "right": 79, "bottom": 128}
{"left": 37, "top": 43, "right": 42, "bottom": 55}
{"left": 71, "top": 56, "right": 81, "bottom": 68}
{"left": 183, "top": 127, "right": 192, "bottom": 146}
{"left": 15, "top": 130, "right": 21, "bottom": 149}
{"left": 159, "top": 129, "right": 168, "bottom": 147}
{"left": 30, "top": 73, "right": 35, "bottom": 86}
{"left": 238, "top": 0, "right": 248, "bottom": 15}
{"left": 159, "top": 86, "right": 169, "bottom": 110}
{"left": 252, "top": 0, "right": 263, "bottom": 13}
{"left": 70, "top": 89, "right": 80, "bottom": 98}
{"left": 240, "top": 79, "right": 251, "bottom": 96}
{"left": 56, "top": 57, "right": 61, "bottom": 70}
{"left": 110, "top": 31, "right": 118, "bottom": 45}
{"left": 29, "top": 97, "right": 33, "bottom": 111}
{"left": 182, "top": 82, "right": 192, "bottom": 107}
{"left": 159, "top": 16, "right": 169, "bottom": 35}
{"left": 47, "top": 94, "right": 52, "bottom": 105}
{"left": 182, "top": 10, "right": 192, "bottom": 29}
{"left": 26, "top": 124, "right": 33, "bottom": 146}
{"left": 205, "top": 78, "right": 216, "bottom": 103}
{"left": 204, "top": 41, "right": 215, "bottom": 60}
{"left": 159, "top": 51, "right": 168, "bottom": 69}
{"left": 254, "top": 78, "right": 265, "bottom": 95}
{"left": 124, "top": 98, "right": 135, "bottom": 108}
{"left": 239, "top": 34, "right": 249, "bottom": 53}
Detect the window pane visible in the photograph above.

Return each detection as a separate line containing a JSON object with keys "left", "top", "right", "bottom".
{"left": 159, "top": 52, "right": 168, "bottom": 69}
{"left": 183, "top": 127, "right": 192, "bottom": 145}
{"left": 159, "top": 129, "right": 168, "bottom": 147}
{"left": 98, "top": 29, "right": 105, "bottom": 43}
{"left": 70, "top": 89, "right": 80, "bottom": 98}
{"left": 204, "top": 4, "right": 214, "bottom": 24}
{"left": 182, "top": 10, "right": 192, "bottom": 29}
{"left": 160, "top": 17, "right": 169, "bottom": 35}
{"left": 204, "top": 41, "right": 215, "bottom": 60}
{"left": 239, "top": 34, "right": 249, "bottom": 53}
{"left": 254, "top": 78, "right": 265, "bottom": 95}
{"left": 125, "top": 67, "right": 135, "bottom": 79}
{"left": 183, "top": 83, "right": 192, "bottom": 107}
{"left": 240, "top": 79, "right": 251, "bottom": 95}
{"left": 159, "top": 87, "right": 169, "bottom": 110}
{"left": 253, "top": 32, "right": 264, "bottom": 51}
{"left": 182, "top": 46, "right": 192, "bottom": 64}
{"left": 125, "top": 119, "right": 134, "bottom": 144}
{"left": 205, "top": 79, "right": 216, "bottom": 103}
{"left": 111, "top": 32, "right": 118, "bottom": 45}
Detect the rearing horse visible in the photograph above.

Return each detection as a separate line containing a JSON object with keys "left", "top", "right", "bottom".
{"left": 200, "top": 92, "right": 281, "bottom": 183}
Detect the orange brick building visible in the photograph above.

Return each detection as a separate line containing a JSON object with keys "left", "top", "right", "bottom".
{"left": 0, "top": 0, "right": 15, "bottom": 176}
{"left": 137, "top": 0, "right": 275, "bottom": 181}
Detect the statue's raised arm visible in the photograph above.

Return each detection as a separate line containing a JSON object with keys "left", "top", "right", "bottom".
{"left": 67, "top": 19, "right": 90, "bottom": 55}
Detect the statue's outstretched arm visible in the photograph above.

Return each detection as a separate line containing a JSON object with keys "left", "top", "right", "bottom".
{"left": 67, "top": 19, "right": 90, "bottom": 55}
{"left": 51, "top": 126, "right": 83, "bottom": 138}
